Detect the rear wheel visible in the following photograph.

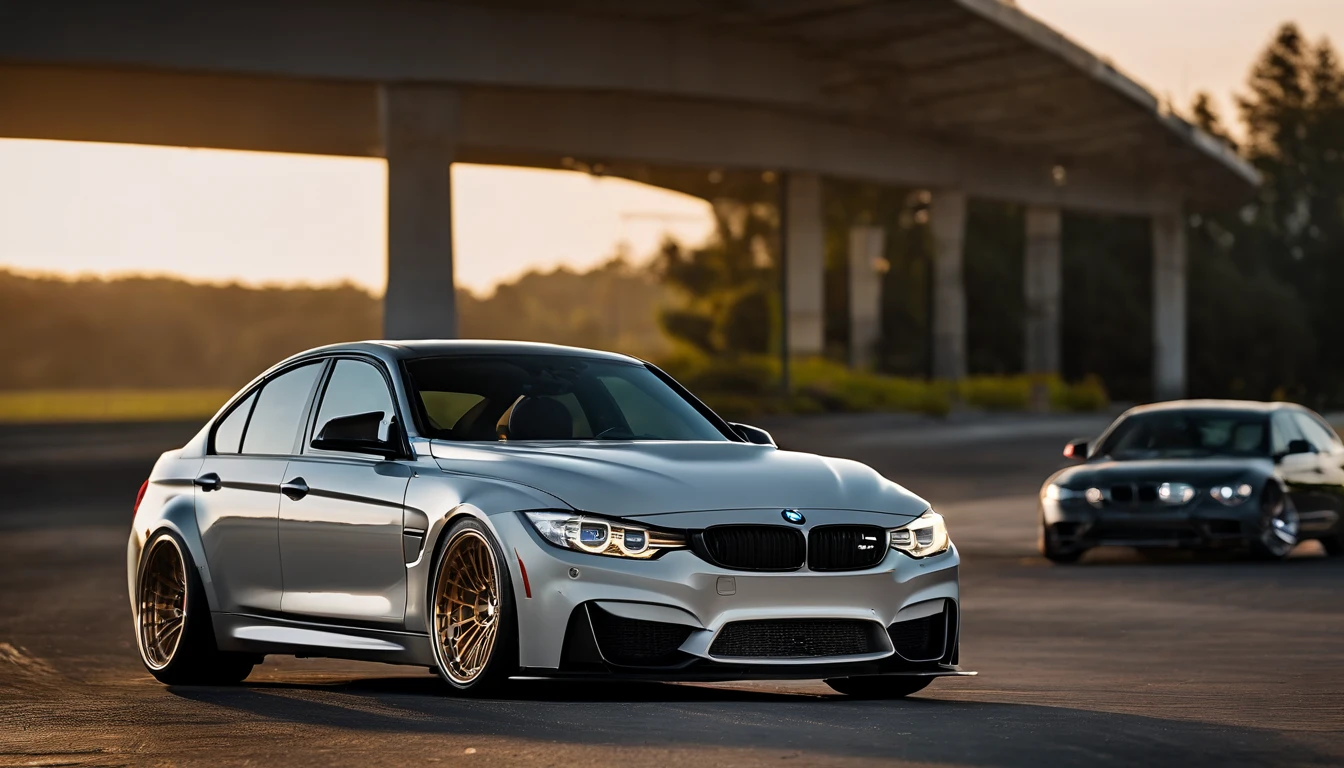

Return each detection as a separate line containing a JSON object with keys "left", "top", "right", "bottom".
{"left": 429, "top": 519, "right": 518, "bottom": 696}
{"left": 136, "top": 531, "right": 256, "bottom": 685}
{"left": 1249, "top": 486, "right": 1299, "bottom": 560}
{"left": 1319, "top": 533, "right": 1343, "bottom": 557}
{"left": 825, "top": 675, "right": 933, "bottom": 699}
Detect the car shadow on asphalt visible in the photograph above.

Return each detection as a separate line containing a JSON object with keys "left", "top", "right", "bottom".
{"left": 170, "top": 679, "right": 1331, "bottom": 767}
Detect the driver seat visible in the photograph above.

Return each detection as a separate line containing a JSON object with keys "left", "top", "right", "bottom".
{"left": 508, "top": 397, "right": 574, "bottom": 440}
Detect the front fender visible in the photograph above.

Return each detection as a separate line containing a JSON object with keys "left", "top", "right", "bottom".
{"left": 402, "top": 472, "right": 567, "bottom": 634}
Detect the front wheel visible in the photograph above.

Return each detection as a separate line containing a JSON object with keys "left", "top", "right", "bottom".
{"left": 825, "top": 675, "right": 933, "bottom": 699}
{"left": 1039, "top": 521, "right": 1085, "bottom": 564}
{"left": 429, "top": 518, "right": 518, "bottom": 696}
{"left": 1249, "top": 486, "right": 1299, "bottom": 560}
{"left": 136, "top": 531, "right": 256, "bottom": 685}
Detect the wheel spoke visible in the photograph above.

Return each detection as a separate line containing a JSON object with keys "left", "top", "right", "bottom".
{"left": 433, "top": 531, "right": 501, "bottom": 685}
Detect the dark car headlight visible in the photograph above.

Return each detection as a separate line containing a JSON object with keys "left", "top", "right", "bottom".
{"left": 1210, "top": 482, "right": 1254, "bottom": 506}
{"left": 889, "top": 510, "right": 950, "bottom": 559}
{"left": 522, "top": 511, "right": 687, "bottom": 559}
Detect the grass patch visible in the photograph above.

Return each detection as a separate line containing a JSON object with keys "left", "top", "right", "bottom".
{"left": 0, "top": 389, "right": 231, "bottom": 423}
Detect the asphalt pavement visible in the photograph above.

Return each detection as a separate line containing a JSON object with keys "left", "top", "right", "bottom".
{"left": 1, "top": 415, "right": 1340, "bottom": 767}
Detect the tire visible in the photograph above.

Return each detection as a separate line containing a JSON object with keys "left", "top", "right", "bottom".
{"left": 1322, "top": 534, "right": 1344, "bottom": 557}
{"left": 1039, "top": 521, "right": 1085, "bottom": 564}
{"left": 825, "top": 675, "right": 934, "bottom": 699}
{"left": 1249, "top": 486, "right": 1299, "bottom": 560}
{"left": 135, "top": 530, "right": 256, "bottom": 685}
{"left": 428, "top": 518, "right": 519, "bottom": 696}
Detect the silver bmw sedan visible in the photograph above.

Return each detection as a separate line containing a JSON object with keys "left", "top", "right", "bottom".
{"left": 128, "top": 341, "right": 968, "bottom": 698}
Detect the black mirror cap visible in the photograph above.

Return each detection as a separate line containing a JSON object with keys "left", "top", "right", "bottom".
{"left": 730, "top": 422, "right": 776, "bottom": 447}
{"left": 1285, "top": 438, "right": 1315, "bottom": 456}
{"left": 312, "top": 411, "right": 402, "bottom": 458}
{"left": 1063, "top": 439, "right": 1089, "bottom": 460}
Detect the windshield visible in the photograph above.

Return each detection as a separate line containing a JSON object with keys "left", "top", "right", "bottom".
{"left": 405, "top": 355, "right": 731, "bottom": 442}
{"left": 1095, "top": 409, "right": 1269, "bottom": 460}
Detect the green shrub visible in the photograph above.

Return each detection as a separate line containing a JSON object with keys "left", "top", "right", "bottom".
{"left": 956, "top": 376, "right": 1032, "bottom": 411}
{"left": 1050, "top": 374, "right": 1110, "bottom": 412}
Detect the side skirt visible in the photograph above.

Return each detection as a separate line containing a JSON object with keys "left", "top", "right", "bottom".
{"left": 213, "top": 612, "right": 435, "bottom": 667}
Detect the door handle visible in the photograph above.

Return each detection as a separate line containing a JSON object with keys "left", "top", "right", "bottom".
{"left": 280, "top": 477, "right": 309, "bottom": 501}
{"left": 193, "top": 472, "right": 222, "bottom": 492}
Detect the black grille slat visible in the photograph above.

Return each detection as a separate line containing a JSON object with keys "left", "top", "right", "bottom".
{"left": 808, "top": 525, "right": 888, "bottom": 571}
{"left": 698, "top": 525, "right": 805, "bottom": 571}
{"left": 710, "top": 619, "right": 879, "bottom": 659}
{"left": 588, "top": 607, "right": 693, "bottom": 667}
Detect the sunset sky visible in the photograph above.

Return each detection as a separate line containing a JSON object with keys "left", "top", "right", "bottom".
{"left": 1, "top": 1, "right": 1342, "bottom": 296}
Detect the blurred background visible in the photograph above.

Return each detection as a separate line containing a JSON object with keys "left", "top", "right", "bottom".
{"left": 1, "top": 0, "right": 1342, "bottom": 422}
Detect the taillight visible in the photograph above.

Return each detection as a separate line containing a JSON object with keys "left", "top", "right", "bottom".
{"left": 133, "top": 479, "right": 149, "bottom": 515}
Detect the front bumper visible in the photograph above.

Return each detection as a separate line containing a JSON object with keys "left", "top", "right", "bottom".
{"left": 496, "top": 511, "right": 963, "bottom": 677}
{"left": 1042, "top": 496, "right": 1263, "bottom": 549}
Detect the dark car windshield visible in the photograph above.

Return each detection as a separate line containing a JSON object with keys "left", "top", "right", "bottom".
{"left": 405, "top": 355, "right": 731, "bottom": 442}
{"left": 1095, "top": 409, "right": 1270, "bottom": 460}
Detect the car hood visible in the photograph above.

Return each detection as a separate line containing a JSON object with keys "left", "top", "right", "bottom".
{"left": 1056, "top": 457, "right": 1273, "bottom": 488}
{"left": 429, "top": 440, "right": 928, "bottom": 520}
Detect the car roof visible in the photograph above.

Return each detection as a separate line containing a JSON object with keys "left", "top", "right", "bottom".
{"left": 1120, "top": 399, "right": 1299, "bottom": 417}
{"left": 281, "top": 339, "right": 643, "bottom": 367}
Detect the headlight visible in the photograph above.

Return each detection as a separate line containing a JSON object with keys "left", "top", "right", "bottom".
{"left": 1046, "top": 484, "right": 1104, "bottom": 508}
{"left": 889, "top": 510, "right": 950, "bottom": 559}
{"left": 1156, "top": 482, "right": 1196, "bottom": 505}
{"left": 1210, "top": 483, "right": 1254, "bottom": 506}
{"left": 522, "top": 511, "right": 686, "bottom": 559}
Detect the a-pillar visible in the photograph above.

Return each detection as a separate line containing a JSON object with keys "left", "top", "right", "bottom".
{"left": 1152, "top": 210, "right": 1187, "bottom": 400}
{"left": 930, "top": 190, "right": 968, "bottom": 380}
{"left": 784, "top": 171, "right": 825, "bottom": 359}
{"left": 1023, "top": 205, "right": 1062, "bottom": 375}
{"left": 848, "top": 225, "right": 886, "bottom": 369}
{"left": 382, "top": 84, "right": 460, "bottom": 339}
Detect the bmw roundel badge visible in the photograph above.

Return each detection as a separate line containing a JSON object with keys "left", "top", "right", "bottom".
{"left": 781, "top": 509, "right": 805, "bottom": 524}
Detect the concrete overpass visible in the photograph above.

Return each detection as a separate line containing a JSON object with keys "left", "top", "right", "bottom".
{"left": 0, "top": 0, "right": 1258, "bottom": 398}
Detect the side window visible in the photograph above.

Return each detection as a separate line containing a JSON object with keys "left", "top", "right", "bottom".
{"left": 1271, "top": 412, "right": 1304, "bottom": 456}
{"left": 241, "top": 362, "right": 323, "bottom": 455}
{"left": 212, "top": 390, "right": 257, "bottom": 454}
{"left": 1293, "top": 412, "right": 1338, "bottom": 453}
{"left": 312, "top": 359, "right": 397, "bottom": 446}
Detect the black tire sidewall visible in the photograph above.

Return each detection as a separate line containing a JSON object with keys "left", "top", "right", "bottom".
{"left": 428, "top": 517, "right": 519, "bottom": 694}
{"left": 136, "top": 530, "right": 209, "bottom": 680}
{"left": 825, "top": 675, "right": 934, "bottom": 699}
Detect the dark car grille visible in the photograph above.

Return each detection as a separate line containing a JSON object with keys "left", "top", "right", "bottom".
{"left": 709, "top": 619, "right": 881, "bottom": 659}
{"left": 697, "top": 525, "right": 805, "bottom": 571}
{"left": 807, "top": 525, "right": 888, "bottom": 571}
{"left": 588, "top": 606, "right": 693, "bottom": 667}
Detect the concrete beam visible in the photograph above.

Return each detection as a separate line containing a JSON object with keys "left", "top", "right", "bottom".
{"left": 382, "top": 85, "right": 460, "bottom": 340}
{"left": 784, "top": 172, "right": 825, "bottom": 358}
{"left": 848, "top": 226, "right": 886, "bottom": 370}
{"left": 1023, "top": 206, "right": 1062, "bottom": 376}
{"left": 1152, "top": 211, "right": 1187, "bottom": 400}
{"left": 930, "top": 190, "right": 968, "bottom": 381}
{"left": 0, "top": 63, "right": 1189, "bottom": 217}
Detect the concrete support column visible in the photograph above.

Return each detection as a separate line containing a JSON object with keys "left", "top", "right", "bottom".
{"left": 783, "top": 171, "right": 825, "bottom": 358}
{"left": 930, "top": 190, "right": 968, "bottom": 380}
{"left": 848, "top": 225, "right": 886, "bottom": 369}
{"left": 1152, "top": 210, "right": 1188, "bottom": 400}
{"left": 381, "top": 84, "right": 460, "bottom": 339}
{"left": 1023, "top": 205, "right": 1062, "bottom": 375}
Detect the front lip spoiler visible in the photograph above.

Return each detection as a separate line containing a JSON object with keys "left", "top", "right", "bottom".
{"left": 512, "top": 665, "right": 977, "bottom": 683}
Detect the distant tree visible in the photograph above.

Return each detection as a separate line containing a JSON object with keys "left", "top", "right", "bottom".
{"left": 657, "top": 200, "right": 778, "bottom": 357}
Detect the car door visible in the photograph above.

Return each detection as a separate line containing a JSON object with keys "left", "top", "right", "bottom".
{"left": 278, "top": 357, "right": 412, "bottom": 626}
{"left": 1288, "top": 409, "right": 1344, "bottom": 536}
{"left": 195, "top": 361, "right": 324, "bottom": 614}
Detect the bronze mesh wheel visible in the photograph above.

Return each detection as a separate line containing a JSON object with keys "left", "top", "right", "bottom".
{"left": 138, "top": 536, "right": 188, "bottom": 669}
{"left": 434, "top": 529, "right": 502, "bottom": 685}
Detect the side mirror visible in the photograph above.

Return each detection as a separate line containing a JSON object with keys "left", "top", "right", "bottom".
{"left": 1285, "top": 439, "right": 1315, "bottom": 457}
{"left": 730, "top": 422, "right": 775, "bottom": 447}
{"left": 311, "top": 411, "right": 402, "bottom": 458}
{"left": 1063, "top": 439, "right": 1089, "bottom": 461}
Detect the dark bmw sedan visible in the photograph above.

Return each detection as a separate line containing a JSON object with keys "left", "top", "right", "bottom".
{"left": 1039, "top": 400, "right": 1344, "bottom": 562}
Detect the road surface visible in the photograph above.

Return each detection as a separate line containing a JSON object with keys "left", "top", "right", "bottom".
{"left": 2, "top": 415, "right": 1340, "bottom": 767}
